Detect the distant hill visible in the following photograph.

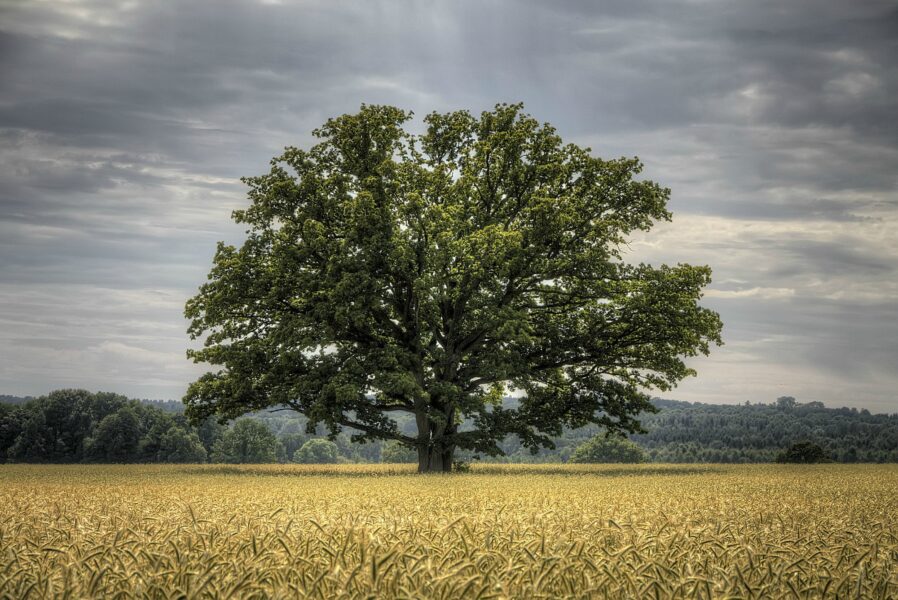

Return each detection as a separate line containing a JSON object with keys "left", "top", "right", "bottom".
{"left": 0, "top": 395, "right": 31, "bottom": 405}
{"left": 0, "top": 394, "right": 183, "bottom": 412}
{"left": 237, "top": 396, "right": 898, "bottom": 463}
{"left": 631, "top": 398, "right": 898, "bottom": 463}
{"left": 139, "top": 399, "right": 185, "bottom": 413}
{"left": 486, "top": 397, "right": 898, "bottom": 463}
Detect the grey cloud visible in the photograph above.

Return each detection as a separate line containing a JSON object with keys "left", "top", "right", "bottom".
{"left": 765, "top": 238, "right": 894, "bottom": 278}
{"left": 704, "top": 294, "right": 898, "bottom": 380}
{"left": 702, "top": 198, "right": 883, "bottom": 223}
{"left": 0, "top": 0, "right": 896, "bottom": 408}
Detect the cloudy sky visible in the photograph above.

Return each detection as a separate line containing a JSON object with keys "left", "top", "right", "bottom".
{"left": 1, "top": 1, "right": 896, "bottom": 411}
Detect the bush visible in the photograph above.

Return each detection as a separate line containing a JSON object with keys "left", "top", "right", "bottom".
{"left": 570, "top": 434, "right": 648, "bottom": 464}
{"left": 293, "top": 439, "right": 339, "bottom": 464}
{"left": 775, "top": 441, "right": 829, "bottom": 463}
{"left": 452, "top": 460, "right": 471, "bottom": 473}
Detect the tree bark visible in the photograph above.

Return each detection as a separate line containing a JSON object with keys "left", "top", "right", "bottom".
{"left": 415, "top": 406, "right": 457, "bottom": 473}
{"left": 417, "top": 443, "right": 454, "bottom": 473}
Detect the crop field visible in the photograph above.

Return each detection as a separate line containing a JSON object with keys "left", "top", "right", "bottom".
{"left": 1, "top": 464, "right": 897, "bottom": 599}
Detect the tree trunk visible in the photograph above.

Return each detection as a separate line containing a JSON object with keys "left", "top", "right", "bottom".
{"left": 417, "top": 443, "right": 454, "bottom": 473}
{"left": 415, "top": 406, "right": 456, "bottom": 473}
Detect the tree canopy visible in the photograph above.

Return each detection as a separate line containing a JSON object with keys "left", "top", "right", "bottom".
{"left": 184, "top": 103, "right": 723, "bottom": 472}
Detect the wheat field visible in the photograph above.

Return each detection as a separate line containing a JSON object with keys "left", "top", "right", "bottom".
{"left": 1, "top": 464, "right": 896, "bottom": 599}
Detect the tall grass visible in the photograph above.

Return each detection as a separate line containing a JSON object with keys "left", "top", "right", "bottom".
{"left": 1, "top": 464, "right": 896, "bottom": 598}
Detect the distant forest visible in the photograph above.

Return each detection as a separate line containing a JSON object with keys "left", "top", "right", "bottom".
{"left": 1, "top": 391, "right": 896, "bottom": 464}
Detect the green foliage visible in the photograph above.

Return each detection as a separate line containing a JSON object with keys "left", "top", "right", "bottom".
{"left": 570, "top": 434, "right": 647, "bottom": 464}
{"left": 157, "top": 427, "right": 208, "bottom": 463}
{"left": 776, "top": 396, "right": 797, "bottom": 410}
{"left": 2, "top": 392, "right": 897, "bottom": 464}
{"left": 195, "top": 417, "right": 227, "bottom": 454}
{"left": 5, "top": 389, "right": 128, "bottom": 462}
{"left": 293, "top": 438, "right": 339, "bottom": 464}
{"left": 84, "top": 407, "right": 142, "bottom": 463}
{"left": 211, "top": 418, "right": 281, "bottom": 464}
{"left": 452, "top": 460, "right": 472, "bottom": 473}
{"left": 485, "top": 398, "right": 898, "bottom": 464}
{"left": 776, "top": 441, "right": 829, "bottom": 464}
{"left": 631, "top": 400, "right": 897, "bottom": 463}
{"left": 279, "top": 432, "right": 308, "bottom": 461}
{"left": 7, "top": 410, "right": 48, "bottom": 462}
{"left": 381, "top": 440, "right": 417, "bottom": 464}
{"left": 0, "top": 404, "right": 22, "bottom": 457}
{"left": 0, "top": 390, "right": 217, "bottom": 464}
{"left": 184, "top": 103, "right": 723, "bottom": 472}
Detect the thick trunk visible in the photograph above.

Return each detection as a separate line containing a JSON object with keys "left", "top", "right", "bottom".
{"left": 414, "top": 402, "right": 457, "bottom": 473}
{"left": 417, "top": 443, "right": 454, "bottom": 473}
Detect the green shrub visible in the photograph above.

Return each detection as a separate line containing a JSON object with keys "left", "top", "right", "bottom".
{"left": 570, "top": 434, "right": 648, "bottom": 464}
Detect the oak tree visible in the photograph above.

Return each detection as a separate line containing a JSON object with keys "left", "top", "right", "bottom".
{"left": 185, "top": 103, "right": 722, "bottom": 472}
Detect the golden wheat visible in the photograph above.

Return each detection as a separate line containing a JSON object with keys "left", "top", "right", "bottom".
{"left": 1, "top": 463, "right": 896, "bottom": 598}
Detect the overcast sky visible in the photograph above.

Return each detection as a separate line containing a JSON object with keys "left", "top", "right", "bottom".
{"left": 1, "top": 1, "right": 896, "bottom": 411}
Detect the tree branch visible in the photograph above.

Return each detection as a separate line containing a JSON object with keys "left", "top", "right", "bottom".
{"left": 337, "top": 417, "right": 416, "bottom": 445}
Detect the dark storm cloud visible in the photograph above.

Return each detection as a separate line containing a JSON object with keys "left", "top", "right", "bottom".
{"left": 0, "top": 0, "right": 896, "bottom": 407}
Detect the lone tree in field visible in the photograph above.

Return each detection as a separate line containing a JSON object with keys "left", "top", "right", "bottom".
{"left": 185, "top": 103, "right": 722, "bottom": 473}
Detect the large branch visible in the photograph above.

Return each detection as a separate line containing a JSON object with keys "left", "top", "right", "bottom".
{"left": 337, "top": 417, "right": 417, "bottom": 445}
{"left": 369, "top": 403, "right": 416, "bottom": 413}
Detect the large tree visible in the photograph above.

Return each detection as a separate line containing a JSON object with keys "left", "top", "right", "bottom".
{"left": 184, "top": 103, "right": 722, "bottom": 472}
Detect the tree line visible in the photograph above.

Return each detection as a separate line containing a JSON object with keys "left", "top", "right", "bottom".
{"left": 0, "top": 389, "right": 392, "bottom": 464}
{"left": 486, "top": 396, "right": 898, "bottom": 463}
{"left": 1, "top": 391, "right": 896, "bottom": 464}
{"left": 1, "top": 390, "right": 216, "bottom": 463}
